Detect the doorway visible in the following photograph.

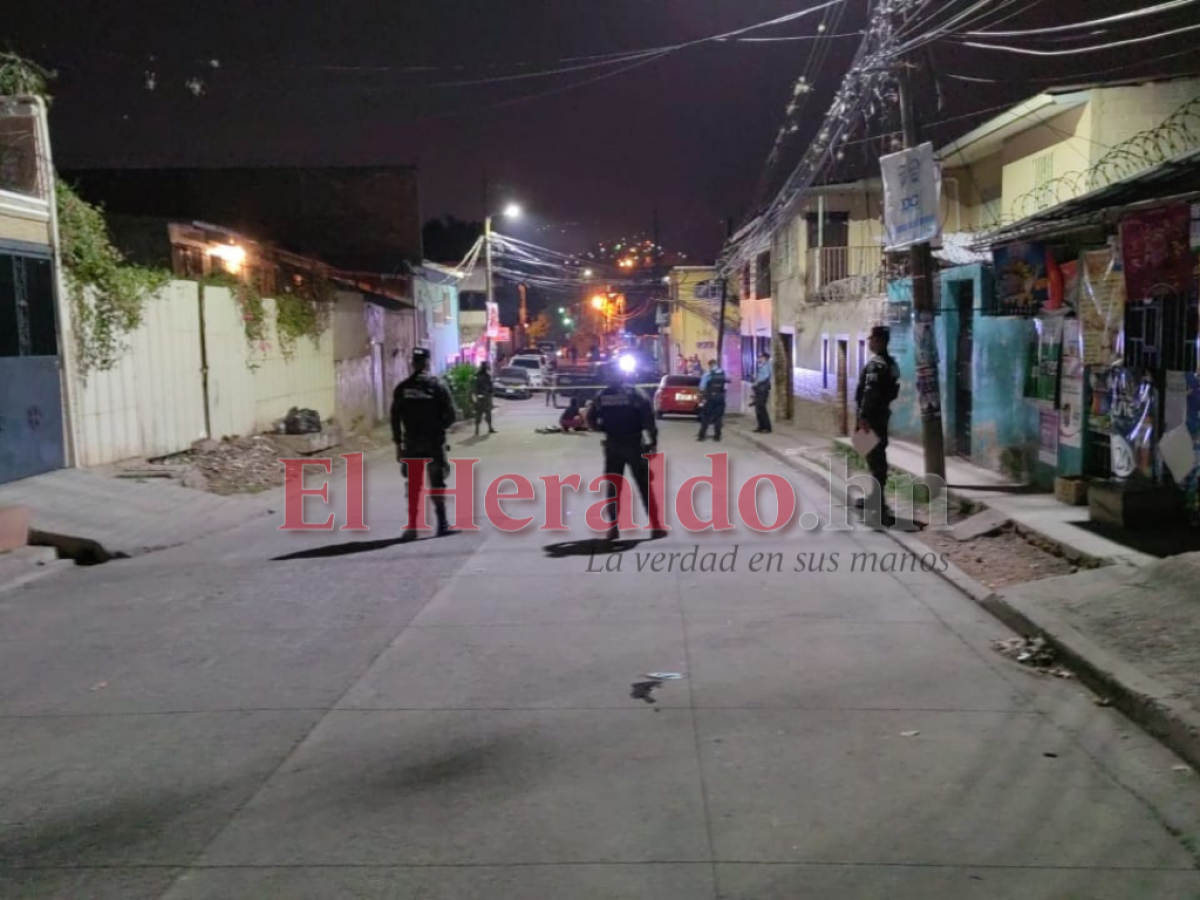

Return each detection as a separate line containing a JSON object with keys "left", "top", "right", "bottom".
{"left": 954, "top": 281, "right": 974, "bottom": 458}
{"left": 0, "top": 249, "right": 66, "bottom": 484}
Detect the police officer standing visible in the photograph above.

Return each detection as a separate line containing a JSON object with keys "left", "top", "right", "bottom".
{"left": 392, "top": 347, "right": 457, "bottom": 542}
{"left": 855, "top": 325, "right": 901, "bottom": 526}
{"left": 697, "top": 358, "right": 727, "bottom": 442}
{"left": 473, "top": 361, "right": 496, "bottom": 436}
{"left": 587, "top": 365, "right": 667, "bottom": 543}
{"left": 753, "top": 351, "right": 773, "bottom": 433}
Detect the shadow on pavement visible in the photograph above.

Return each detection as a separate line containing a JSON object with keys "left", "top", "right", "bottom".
{"left": 272, "top": 532, "right": 459, "bottom": 561}
{"left": 542, "top": 537, "right": 650, "bottom": 558}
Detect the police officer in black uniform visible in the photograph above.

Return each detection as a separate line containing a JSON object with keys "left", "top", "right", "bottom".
{"left": 392, "top": 347, "right": 458, "bottom": 542}
{"left": 587, "top": 364, "right": 667, "bottom": 543}
{"left": 855, "top": 325, "right": 901, "bottom": 526}
{"left": 697, "top": 358, "right": 727, "bottom": 442}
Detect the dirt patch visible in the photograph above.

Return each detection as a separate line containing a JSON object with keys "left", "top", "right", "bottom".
{"left": 921, "top": 525, "right": 1080, "bottom": 590}
{"left": 114, "top": 430, "right": 389, "bottom": 496}
{"left": 807, "top": 443, "right": 1096, "bottom": 590}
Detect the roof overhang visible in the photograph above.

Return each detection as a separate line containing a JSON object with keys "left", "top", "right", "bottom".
{"left": 938, "top": 90, "right": 1090, "bottom": 167}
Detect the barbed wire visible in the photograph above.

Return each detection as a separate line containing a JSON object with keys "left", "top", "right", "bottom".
{"left": 1006, "top": 93, "right": 1200, "bottom": 221}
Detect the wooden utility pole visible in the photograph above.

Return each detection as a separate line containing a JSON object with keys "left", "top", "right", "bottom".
{"left": 898, "top": 62, "right": 946, "bottom": 483}
{"left": 715, "top": 217, "right": 734, "bottom": 363}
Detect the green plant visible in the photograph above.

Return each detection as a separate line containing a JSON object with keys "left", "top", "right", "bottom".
{"left": 275, "top": 276, "right": 333, "bottom": 358}
{"left": 446, "top": 363, "right": 478, "bottom": 420}
{"left": 0, "top": 52, "right": 54, "bottom": 99}
{"left": 57, "top": 180, "right": 170, "bottom": 374}
{"left": 203, "top": 270, "right": 266, "bottom": 348}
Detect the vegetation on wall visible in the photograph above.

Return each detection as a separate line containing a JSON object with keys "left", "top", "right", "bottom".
{"left": 202, "top": 270, "right": 333, "bottom": 364}
{"left": 275, "top": 276, "right": 334, "bottom": 358}
{"left": 0, "top": 52, "right": 54, "bottom": 99}
{"left": 57, "top": 180, "right": 170, "bottom": 375}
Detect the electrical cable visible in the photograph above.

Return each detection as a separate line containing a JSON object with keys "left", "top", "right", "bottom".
{"left": 955, "top": 21, "right": 1200, "bottom": 56}
{"left": 964, "top": 0, "right": 1199, "bottom": 36}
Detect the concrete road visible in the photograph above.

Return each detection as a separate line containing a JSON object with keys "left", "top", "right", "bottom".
{"left": 3, "top": 398, "right": 1200, "bottom": 899}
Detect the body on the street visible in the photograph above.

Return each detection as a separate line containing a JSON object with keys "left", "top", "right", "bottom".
{"left": 391, "top": 348, "right": 457, "bottom": 539}
{"left": 855, "top": 325, "right": 901, "bottom": 525}
{"left": 587, "top": 369, "right": 665, "bottom": 540}
{"left": 697, "top": 359, "right": 727, "bottom": 442}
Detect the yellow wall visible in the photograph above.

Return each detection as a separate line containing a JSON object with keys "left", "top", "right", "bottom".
{"left": 0, "top": 210, "right": 51, "bottom": 246}
{"left": 668, "top": 267, "right": 720, "bottom": 368}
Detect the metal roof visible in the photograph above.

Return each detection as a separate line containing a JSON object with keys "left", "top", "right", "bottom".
{"left": 972, "top": 146, "right": 1200, "bottom": 249}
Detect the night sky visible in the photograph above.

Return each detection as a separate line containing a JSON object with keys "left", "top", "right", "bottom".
{"left": 9, "top": 1, "right": 1200, "bottom": 260}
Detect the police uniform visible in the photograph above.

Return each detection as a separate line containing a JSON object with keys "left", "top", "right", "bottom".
{"left": 473, "top": 364, "right": 495, "bottom": 435}
{"left": 392, "top": 349, "right": 457, "bottom": 538}
{"left": 697, "top": 365, "right": 727, "bottom": 441}
{"left": 587, "top": 377, "right": 665, "bottom": 539}
{"left": 855, "top": 334, "right": 901, "bottom": 519}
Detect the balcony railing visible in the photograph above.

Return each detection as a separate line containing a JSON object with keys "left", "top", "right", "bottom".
{"left": 805, "top": 246, "right": 888, "bottom": 301}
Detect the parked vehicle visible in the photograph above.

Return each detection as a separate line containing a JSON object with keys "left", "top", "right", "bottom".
{"left": 508, "top": 354, "right": 547, "bottom": 387}
{"left": 494, "top": 366, "right": 533, "bottom": 399}
{"left": 653, "top": 374, "right": 703, "bottom": 418}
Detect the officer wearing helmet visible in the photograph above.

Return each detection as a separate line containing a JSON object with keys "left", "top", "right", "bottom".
{"left": 391, "top": 347, "right": 457, "bottom": 541}
{"left": 586, "top": 362, "right": 666, "bottom": 543}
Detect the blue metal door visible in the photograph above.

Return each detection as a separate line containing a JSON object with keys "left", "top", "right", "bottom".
{"left": 0, "top": 248, "right": 65, "bottom": 484}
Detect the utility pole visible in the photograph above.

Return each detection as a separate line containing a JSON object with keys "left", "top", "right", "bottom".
{"left": 715, "top": 217, "right": 734, "bottom": 366}
{"left": 484, "top": 214, "right": 494, "bottom": 366}
{"left": 518, "top": 282, "right": 528, "bottom": 350}
{"left": 898, "top": 60, "right": 946, "bottom": 483}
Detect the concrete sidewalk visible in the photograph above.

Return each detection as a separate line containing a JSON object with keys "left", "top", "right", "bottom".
{"left": 733, "top": 419, "right": 1200, "bottom": 773}
{"left": 0, "top": 468, "right": 276, "bottom": 560}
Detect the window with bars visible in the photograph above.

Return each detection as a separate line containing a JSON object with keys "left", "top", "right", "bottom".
{"left": 0, "top": 252, "right": 57, "bottom": 358}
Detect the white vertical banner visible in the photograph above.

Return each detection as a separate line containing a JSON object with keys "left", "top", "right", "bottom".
{"left": 881, "top": 141, "right": 942, "bottom": 251}
{"left": 485, "top": 301, "right": 500, "bottom": 338}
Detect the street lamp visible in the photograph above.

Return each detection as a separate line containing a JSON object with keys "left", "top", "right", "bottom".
{"left": 583, "top": 268, "right": 594, "bottom": 278}
{"left": 484, "top": 201, "right": 523, "bottom": 363}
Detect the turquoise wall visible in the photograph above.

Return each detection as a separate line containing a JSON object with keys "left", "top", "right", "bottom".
{"left": 887, "top": 266, "right": 1042, "bottom": 482}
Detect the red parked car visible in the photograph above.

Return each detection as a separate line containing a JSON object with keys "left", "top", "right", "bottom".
{"left": 654, "top": 375, "right": 703, "bottom": 418}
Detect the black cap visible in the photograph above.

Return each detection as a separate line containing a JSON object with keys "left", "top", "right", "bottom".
{"left": 412, "top": 347, "right": 431, "bottom": 361}
{"left": 870, "top": 326, "right": 891, "bottom": 343}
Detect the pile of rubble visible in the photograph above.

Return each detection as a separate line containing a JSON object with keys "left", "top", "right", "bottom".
{"left": 184, "top": 436, "right": 289, "bottom": 495}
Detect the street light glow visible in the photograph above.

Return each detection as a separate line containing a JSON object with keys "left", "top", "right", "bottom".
{"left": 503, "top": 203, "right": 523, "bottom": 220}
{"left": 583, "top": 268, "right": 594, "bottom": 278}
{"left": 618, "top": 354, "right": 637, "bottom": 373}
{"left": 563, "top": 317, "right": 573, "bottom": 325}
{"left": 591, "top": 295, "right": 606, "bottom": 309}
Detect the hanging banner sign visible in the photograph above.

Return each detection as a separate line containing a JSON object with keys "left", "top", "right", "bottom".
{"left": 1121, "top": 204, "right": 1192, "bottom": 304}
{"left": 1059, "top": 319, "right": 1084, "bottom": 451}
{"left": 880, "top": 141, "right": 942, "bottom": 251}
{"left": 485, "top": 301, "right": 500, "bottom": 338}
{"left": 1037, "top": 316, "right": 1063, "bottom": 404}
{"left": 992, "top": 242, "right": 1049, "bottom": 316}
{"left": 1109, "top": 367, "right": 1158, "bottom": 483}
{"left": 1039, "top": 410, "right": 1059, "bottom": 466}
{"left": 1079, "top": 247, "right": 1124, "bottom": 366}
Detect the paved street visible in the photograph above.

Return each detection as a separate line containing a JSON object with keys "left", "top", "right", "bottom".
{"left": 3, "top": 399, "right": 1200, "bottom": 900}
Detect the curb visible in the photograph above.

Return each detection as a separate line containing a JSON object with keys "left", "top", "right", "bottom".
{"left": 733, "top": 425, "right": 1200, "bottom": 773}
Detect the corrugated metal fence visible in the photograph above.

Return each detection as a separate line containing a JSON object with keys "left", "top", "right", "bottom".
{"left": 72, "top": 281, "right": 335, "bottom": 466}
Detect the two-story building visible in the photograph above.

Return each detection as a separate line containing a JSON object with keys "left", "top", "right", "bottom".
{"left": 750, "top": 74, "right": 1200, "bottom": 479}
